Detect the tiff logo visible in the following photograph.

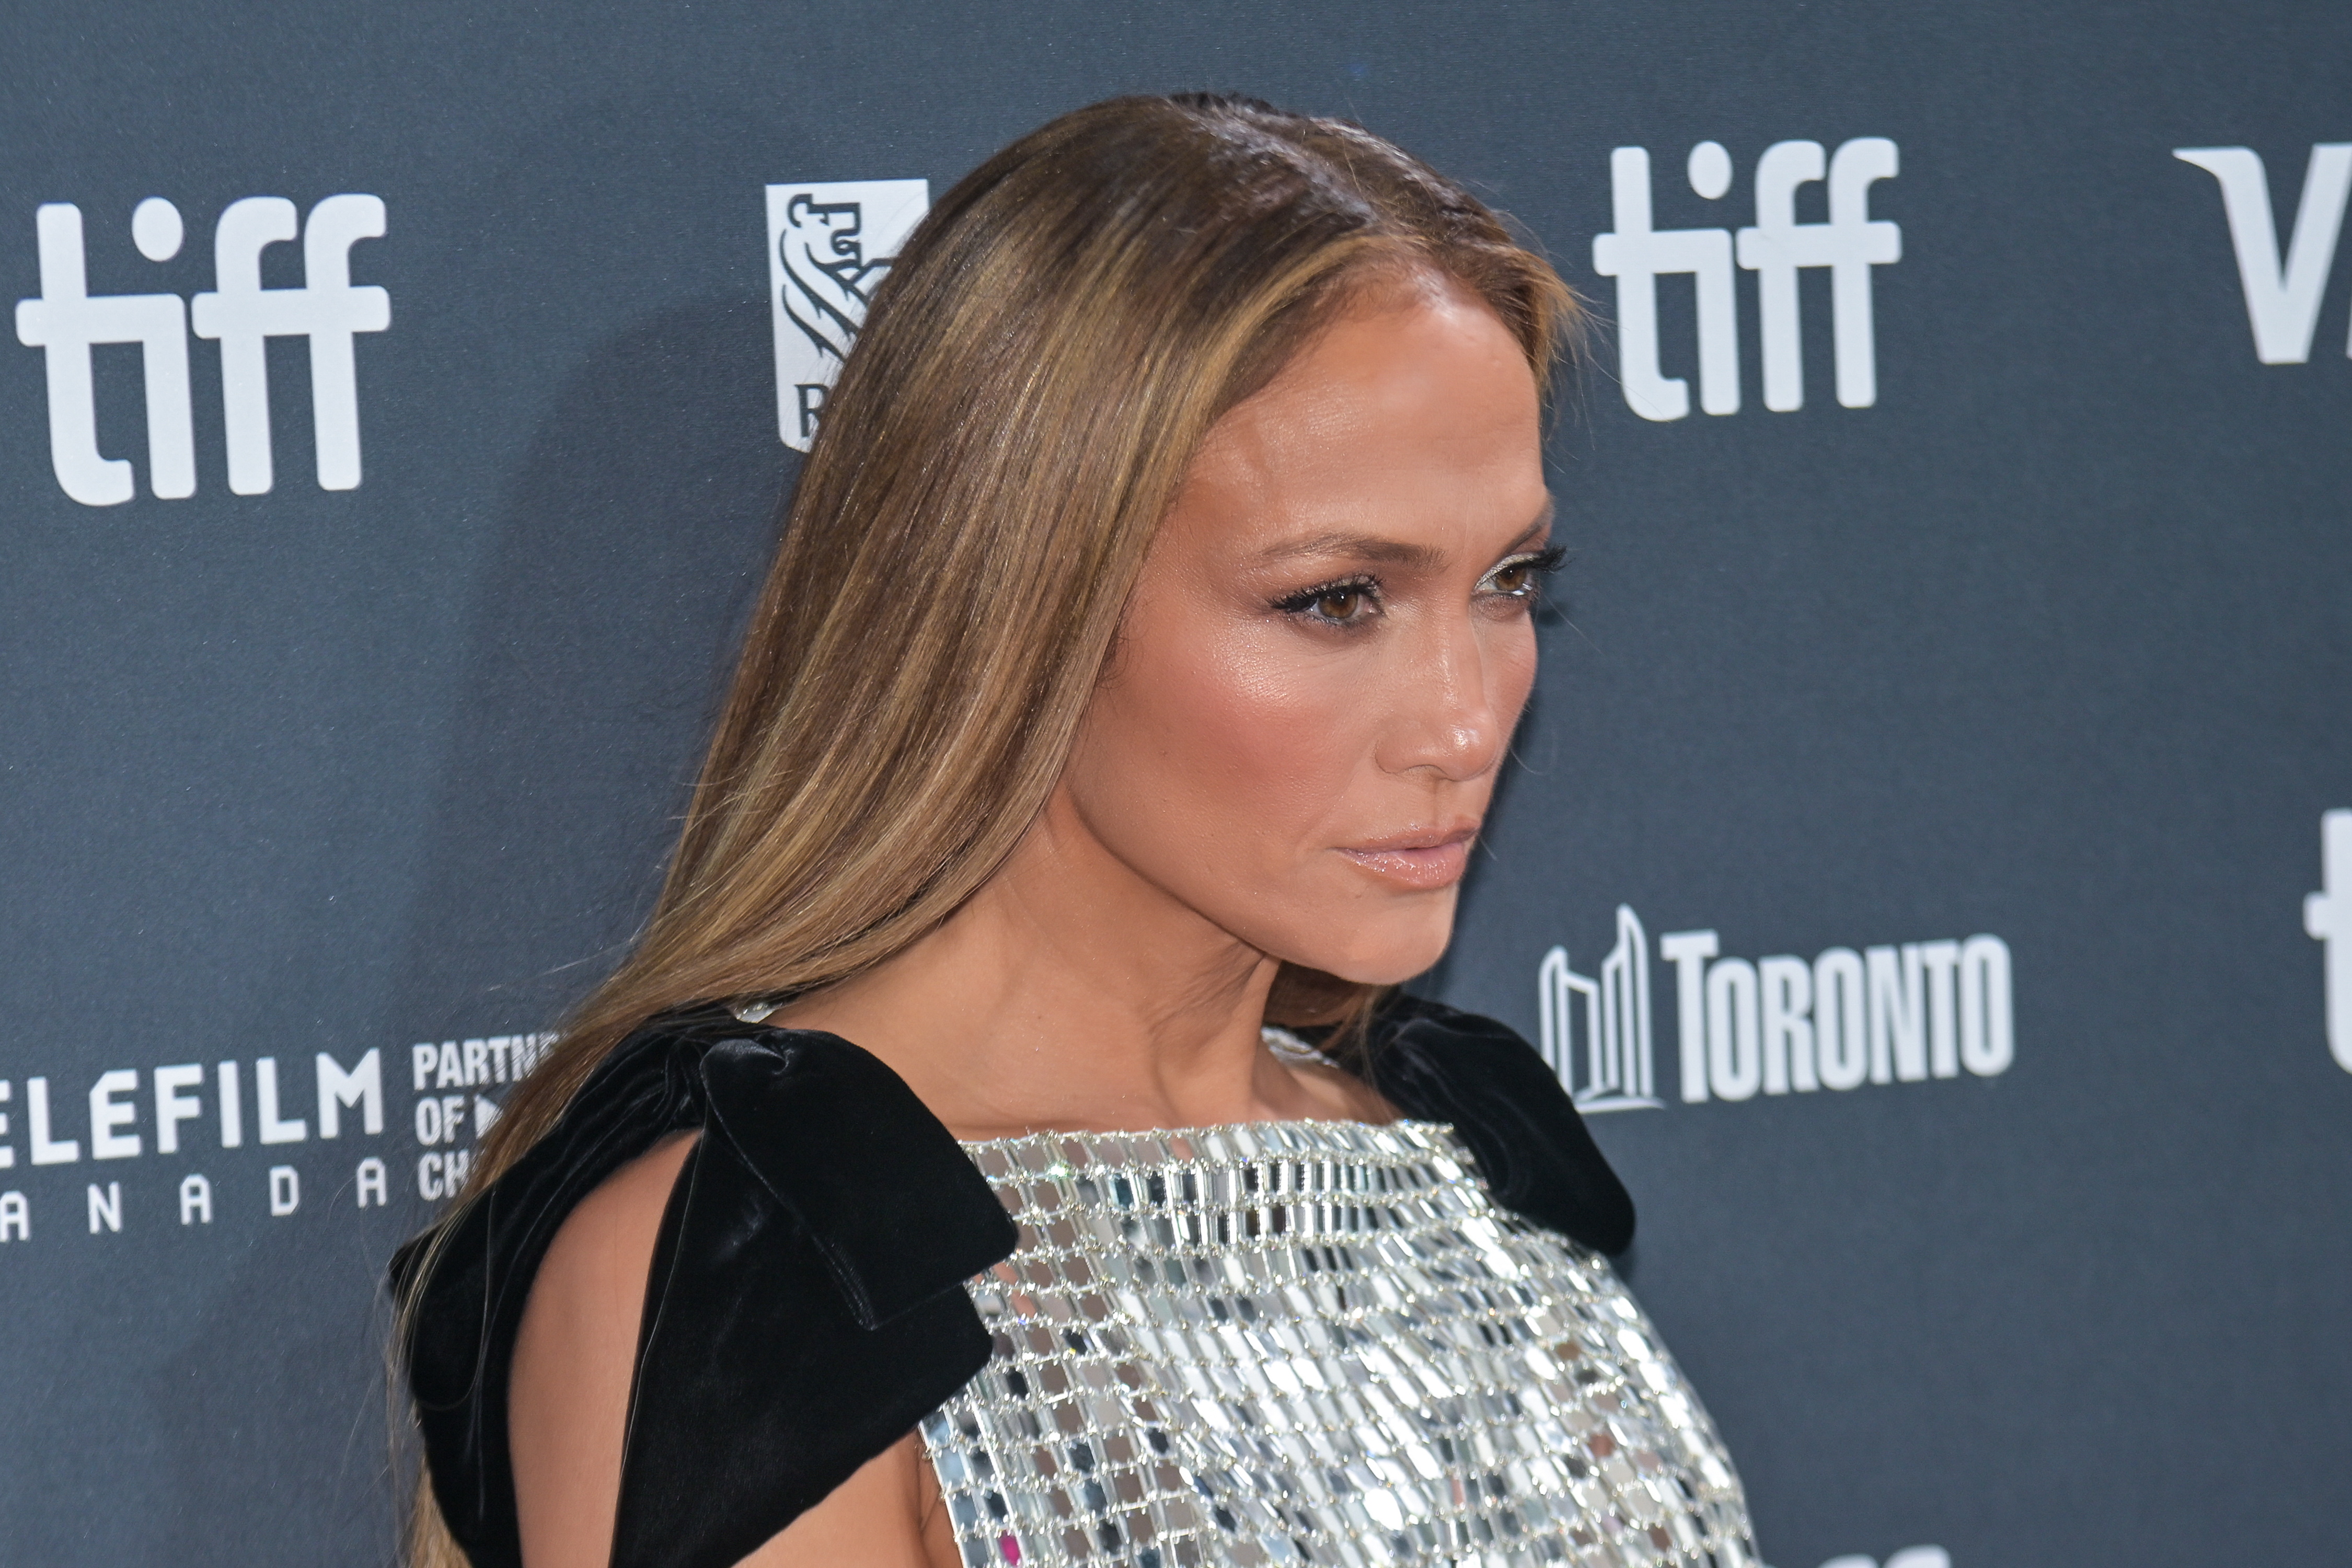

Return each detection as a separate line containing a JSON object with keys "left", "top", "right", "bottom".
{"left": 2304, "top": 809, "right": 2352, "bottom": 1074}
{"left": 1593, "top": 139, "right": 1900, "bottom": 420}
{"left": 2175, "top": 144, "right": 2352, "bottom": 364}
{"left": 767, "top": 179, "right": 929, "bottom": 453}
{"left": 14, "top": 195, "right": 389, "bottom": 505}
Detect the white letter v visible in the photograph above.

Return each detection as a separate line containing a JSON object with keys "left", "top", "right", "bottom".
{"left": 2175, "top": 144, "right": 2352, "bottom": 364}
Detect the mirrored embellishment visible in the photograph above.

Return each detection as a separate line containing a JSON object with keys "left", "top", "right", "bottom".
{"left": 921, "top": 1120, "right": 1758, "bottom": 1568}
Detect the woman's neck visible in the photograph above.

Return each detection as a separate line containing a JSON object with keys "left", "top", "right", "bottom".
{"left": 771, "top": 787, "right": 1390, "bottom": 1140}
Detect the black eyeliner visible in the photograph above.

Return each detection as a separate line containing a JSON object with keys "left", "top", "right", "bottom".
{"left": 1271, "top": 573, "right": 1379, "bottom": 614}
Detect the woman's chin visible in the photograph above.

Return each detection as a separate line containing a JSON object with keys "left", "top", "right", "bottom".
{"left": 1291, "top": 919, "right": 1457, "bottom": 988}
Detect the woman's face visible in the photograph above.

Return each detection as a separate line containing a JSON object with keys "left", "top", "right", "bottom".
{"left": 1058, "top": 274, "right": 1552, "bottom": 984}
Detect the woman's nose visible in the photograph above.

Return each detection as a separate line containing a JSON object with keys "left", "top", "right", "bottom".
{"left": 1375, "top": 615, "right": 1505, "bottom": 782}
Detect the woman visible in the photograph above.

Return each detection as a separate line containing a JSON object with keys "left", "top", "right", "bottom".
{"left": 396, "top": 93, "right": 1760, "bottom": 1568}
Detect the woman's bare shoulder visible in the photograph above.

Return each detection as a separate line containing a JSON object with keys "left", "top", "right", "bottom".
{"left": 536, "top": 1129, "right": 698, "bottom": 1315}
{"left": 504, "top": 1131, "right": 951, "bottom": 1568}
{"left": 509, "top": 1132, "right": 698, "bottom": 1567}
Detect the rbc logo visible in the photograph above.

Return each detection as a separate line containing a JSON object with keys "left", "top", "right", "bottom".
{"left": 1592, "top": 139, "right": 1901, "bottom": 420}
{"left": 13, "top": 194, "right": 389, "bottom": 504}
{"left": 766, "top": 179, "right": 929, "bottom": 452}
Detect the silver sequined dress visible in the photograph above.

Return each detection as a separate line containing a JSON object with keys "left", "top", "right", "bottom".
{"left": 918, "top": 1110, "right": 1759, "bottom": 1568}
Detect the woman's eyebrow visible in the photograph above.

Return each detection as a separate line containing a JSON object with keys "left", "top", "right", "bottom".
{"left": 1254, "top": 532, "right": 1444, "bottom": 568}
{"left": 1255, "top": 497, "right": 1557, "bottom": 570}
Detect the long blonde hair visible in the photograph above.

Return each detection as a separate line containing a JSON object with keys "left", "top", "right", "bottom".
{"left": 400, "top": 91, "right": 1577, "bottom": 1566}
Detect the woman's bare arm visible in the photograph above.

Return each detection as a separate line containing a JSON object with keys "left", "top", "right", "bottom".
{"left": 507, "top": 1131, "right": 951, "bottom": 1568}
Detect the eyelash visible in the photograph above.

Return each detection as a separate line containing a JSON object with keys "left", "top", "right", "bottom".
{"left": 1492, "top": 545, "right": 1567, "bottom": 596}
{"left": 1272, "top": 546, "right": 1565, "bottom": 627}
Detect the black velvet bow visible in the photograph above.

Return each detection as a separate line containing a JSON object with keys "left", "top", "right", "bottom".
{"left": 391, "top": 996, "right": 1632, "bottom": 1568}
{"left": 1364, "top": 995, "right": 1636, "bottom": 1255}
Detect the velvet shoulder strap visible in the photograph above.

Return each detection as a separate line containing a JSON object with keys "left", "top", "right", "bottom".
{"left": 390, "top": 1010, "right": 1019, "bottom": 1568}
{"left": 1361, "top": 993, "right": 1638, "bottom": 1255}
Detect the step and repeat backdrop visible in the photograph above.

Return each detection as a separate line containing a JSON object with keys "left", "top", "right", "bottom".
{"left": 1, "top": 2, "right": 2345, "bottom": 1565}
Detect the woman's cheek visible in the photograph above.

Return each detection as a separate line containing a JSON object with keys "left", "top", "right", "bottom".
{"left": 1086, "top": 625, "right": 1312, "bottom": 835}
{"left": 1498, "top": 625, "right": 1539, "bottom": 727}
{"left": 1192, "top": 636, "right": 1372, "bottom": 836}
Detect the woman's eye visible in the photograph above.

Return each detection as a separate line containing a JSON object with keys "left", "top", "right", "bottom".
{"left": 1481, "top": 546, "right": 1563, "bottom": 601}
{"left": 1313, "top": 587, "right": 1365, "bottom": 621}
{"left": 1276, "top": 578, "right": 1380, "bottom": 625}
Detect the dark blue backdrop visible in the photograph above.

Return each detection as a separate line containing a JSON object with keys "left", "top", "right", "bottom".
{"left": 0, "top": 5, "right": 2345, "bottom": 1565}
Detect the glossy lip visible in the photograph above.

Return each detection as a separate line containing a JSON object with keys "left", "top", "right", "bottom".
{"left": 1335, "top": 822, "right": 1481, "bottom": 891}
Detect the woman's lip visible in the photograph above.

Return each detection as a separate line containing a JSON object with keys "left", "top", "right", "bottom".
{"left": 1342, "top": 822, "right": 1481, "bottom": 854}
{"left": 1335, "top": 825, "right": 1479, "bottom": 890}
